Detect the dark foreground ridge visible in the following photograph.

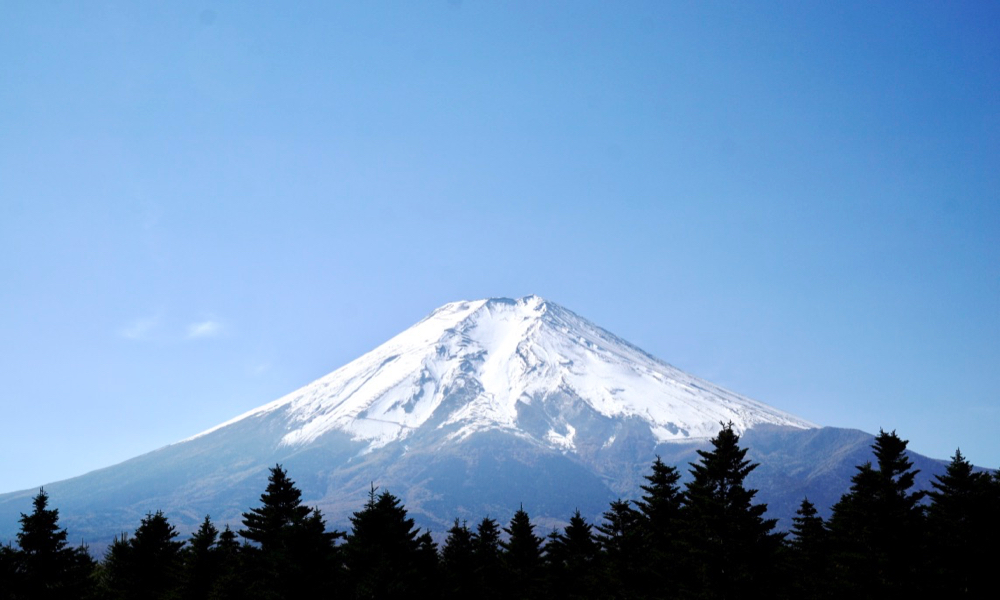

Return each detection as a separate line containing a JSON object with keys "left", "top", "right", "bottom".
{"left": 1, "top": 426, "right": 996, "bottom": 600}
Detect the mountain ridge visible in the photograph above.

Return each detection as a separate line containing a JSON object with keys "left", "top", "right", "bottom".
{"left": 0, "top": 296, "right": 953, "bottom": 550}
{"left": 184, "top": 295, "right": 814, "bottom": 453}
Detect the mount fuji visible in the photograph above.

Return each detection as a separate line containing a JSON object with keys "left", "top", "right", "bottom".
{"left": 0, "top": 296, "right": 948, "bottom": 547}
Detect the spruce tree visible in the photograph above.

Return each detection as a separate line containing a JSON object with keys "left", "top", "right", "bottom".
{"left": 182, "top": 515, "right": 220, "bottom": 600}
{"left": 100, "top": 533, "right": 134, "bottom": 600}
{"left": 787, "top": 498, "right": 830, "bottom": 600}
{"left": 0, "top": 544, "right": 18, "bottom": 600}
{"left": 102, "top": 511, "right": 184, "bottom": 600}
{"left": 441, "top": 519, "right": 476, "bottom": 600}
{"left": 416, "top": 530, "right": 441, "bottom": 598}
{"left": 14, "top": 488, "right": 95, "bottom": 600}
{"left": 546, "top": 509, "right": 600, "bottom": 600}
{"left": 240, "top": 464, "right": 314, "bottom": 548}
{"left": 471, "top": 517, "right": 504, "bottom": 600}
{"left": 595, "top": 499, "right": 645, "bottom": 599}
{"left": 680, "top": 422, "right": 783, "bottom": 600}
{"left": 926, "top": 449, "right": 994, "bottom": 598}
{"left": 239, "top": 465, "right": 340, "bottom": 600}
{"left": 634, "top": 457, "right": 683, "bottom": 597}
{"left": 134, "top": 511, "right": 184, "bottom": 599}
{"left": 828, "top": 429, "right": 926, "bottom": 600}
{"left": 502, "top": 506, "right": 544, "bottom": 600}
{"left": 206, "top": 526, "right": 248, "bottom": 600}
{"left": 344, "top": 486, "right": 429, "bottom": 600}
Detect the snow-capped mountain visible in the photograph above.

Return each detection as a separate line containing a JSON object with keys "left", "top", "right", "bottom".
{"left": 0, "top": 296, "right": 949, "bottom": 550}
{"left": 188, "top": 295, "right": 812, "bottom": 452}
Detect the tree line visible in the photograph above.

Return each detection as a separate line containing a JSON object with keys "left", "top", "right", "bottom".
{"left": 1, "top": 424, "right": 997, "bottom": 599}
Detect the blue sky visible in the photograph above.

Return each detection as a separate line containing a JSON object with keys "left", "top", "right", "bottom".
{"left": 1, "top": 1, "right": 998, "bottom": 494}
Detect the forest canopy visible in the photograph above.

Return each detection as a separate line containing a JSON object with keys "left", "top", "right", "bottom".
{"left": 1, "top": 425, "right": 996, "bottom": 600}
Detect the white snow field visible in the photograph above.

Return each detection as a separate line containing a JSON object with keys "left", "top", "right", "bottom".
{"left": 186, "top": 295, "right": 814, "bottom": 452}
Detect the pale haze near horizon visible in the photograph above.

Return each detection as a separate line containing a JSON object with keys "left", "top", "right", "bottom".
{"left": 1, "top": 1, "right": 998, "bottom": 494}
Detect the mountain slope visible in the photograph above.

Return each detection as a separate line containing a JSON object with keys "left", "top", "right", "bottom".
{"left": 0, "top": 296, "right": 948, "bottom": 549}
{"left": 188, "top": 295, "right": 813, "bottom": 452}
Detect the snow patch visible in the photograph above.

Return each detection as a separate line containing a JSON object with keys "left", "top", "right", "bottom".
{"left": 183, "top": 296, "right": 816, "bottom": 452}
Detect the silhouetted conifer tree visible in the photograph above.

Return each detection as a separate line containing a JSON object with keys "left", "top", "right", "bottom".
{"left": 240, "top": 465, "right": 340, "bottom": 600}
{"left": 926, "top": 449, "right": 994, "bottom": 598}
{"left": 502, "top": 506, "right": 544, "bottom": 599}
{"left": 828, "top": 429, "right": 926, "bottom": 600}
{"left": 101, "top": 511, "right": 184, "bottom": 600}
{"left": 206, "top": 526, "right": 248, "bottom": 600}
{"left": 635, "top": 457, "right": 683, "bottom": 597}
{"left": 546, "top": 509, "right": 600, "bottom": 600}
{"left": 681, "top": 423, "right": 783, "bottom": 600}
{"left": 12, "top": 489, "right": 95, "bottom": 600}
{"left": 595, "top": 499, "right": 645, "bottom": 599}
{"left": 416, "top": 531, "right": 441, "bottom": 597}
{"left": 182, "top": 515, "right": 220, "bottom": 600}
{"left": 471, "top": 517, "right": 504, "bottom": 600}
{"left": 0, "top": 543, "right": 18, "bottom": 600}
{"left": 787, "top": 498, "right": 830, "bottom": 599}
{"left": 441, "top": 519, "right": 476, "bottom": 600}
{"left": 344, "top": 486, "right": 430, "bottom": 600}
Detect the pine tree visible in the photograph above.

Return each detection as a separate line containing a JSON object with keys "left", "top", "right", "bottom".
{"left": 102, "top": 511, "right": 184, "bottom": 600}
{"left": 100, "top": 533, "right": 134, "bottom": 600}
{"left": 344, "top": 486, "right": 430, "bottom": 600}
{"left": 787, "top": 498, "right": 830, "bottom": 599}
{"left": 182, "top": 515, "right": 220, "bottom": 600}
{"left": 502, "top": 506, "right": 544, "bottom": 599}
{"left": 0, "top": 544, "right": 18, "bottom": 600}
{"left": 680, "top": 422, "right": 783, "bottom": 600}
{"left": 471, "top": 517, "right": 504, "bottom": 600}
{"left": 546, "top": 509, "right": 600, "bottom": 600}
{"left": 634, "top": 457, "right": 683, "bottom": 597}
{"left": 828, "top": 429, "right": 926, "bottom": 600}
{"left": 926, "top": 449, "right": 994, "bottom": 597}
{"left": 239, "top": 465, "right": 340, "bottom": 600}
{"left": 415, "top": 530, "right": 441, "bottom": 598}
{"left": 240, "top": 464, "right": 315, "bottom": 548}
{"left": 206, "top": 526, "right": 247, "bottom": 600}
{"left": 441, "top": 519, "right": 476, "bottom": 600}
{"left": 595, "top": 499, "right": 645, "bottom": 599}
{"left": 14, "top": 488, "right": 95, "bottom": 600}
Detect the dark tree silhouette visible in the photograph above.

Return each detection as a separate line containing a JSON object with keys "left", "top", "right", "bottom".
{"left": 787, "top": 498, "right": 830, "bottom": 599}
{"left": 12, "top": 489, "right": 95, "bottom": 600}
{"left": 545, "top": 509, "right": 601, "bottom": 600}
{"left": 502, "top": 506, "right": 544, "bottom": 599}
{"left": 181, "top": 515, "right": 221, "bottom": 600}
{"left": 344, "top": 486, "right": 431, "bottom": 600}
{"left": 926, "top": 449, "right": 995, "bottom": 598}
{"left": 595, "top": 498, "right": 645, "bottom": 599}
{"left": 441, "top": 519, "right": 476, "bottom": 600}
{"left": 101, "top": 511, "right": 184, "bottom": 600}
{"left": 0, "top": 543, "right": 18, "bottom": 600}
{"left": 471, "top": 517, "right": 504, "bottom": 600}
{"left": 206, "top": 525, "right": 248, "bottom": 600}
{"left": 681, "top": 422, "right": 783, "bottom": 600}
{"left": 635, "top": 456, "right": 683, "bottom": 596}
{"left": 240, "top": 465, "right": 340, "bottom": 600}
{"left": 828, "top": 429, "right": 926, "bottom": 600}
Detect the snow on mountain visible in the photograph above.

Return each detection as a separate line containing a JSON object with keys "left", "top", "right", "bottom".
{"left": 2, "top": 295, "right": 957, "bottom": 550}
{"left": 186, "top": 295, "right": 815, "bottom": 453}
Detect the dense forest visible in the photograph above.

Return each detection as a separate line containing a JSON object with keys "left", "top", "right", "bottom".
{"left": 1, "top": 425, "right": 996, "bottom": 600}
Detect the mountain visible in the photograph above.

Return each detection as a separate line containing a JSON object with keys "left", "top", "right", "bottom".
{"left": 0, "top": 296, "right": 949, "bottom": 548}
{"left": 189, "top": 295, "right": 814, "bottom": 451}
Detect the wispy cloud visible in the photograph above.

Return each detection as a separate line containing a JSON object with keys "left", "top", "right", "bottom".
{"left": 120, "top": 315, "right": 160, "bottom": 340}
{"left": 187, "top": 320, "right": 222, "bottom": 339}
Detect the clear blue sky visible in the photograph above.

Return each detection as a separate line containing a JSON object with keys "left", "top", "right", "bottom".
{"left": 2, "top": 1, "right": 998, "bottom": 494}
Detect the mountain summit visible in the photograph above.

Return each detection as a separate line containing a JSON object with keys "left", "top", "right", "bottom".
{"left": 189, "top": 295, "right": 813, "bottom": 454}
{"left": 6, "top": 296, "right": 948, "bottom": 549}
